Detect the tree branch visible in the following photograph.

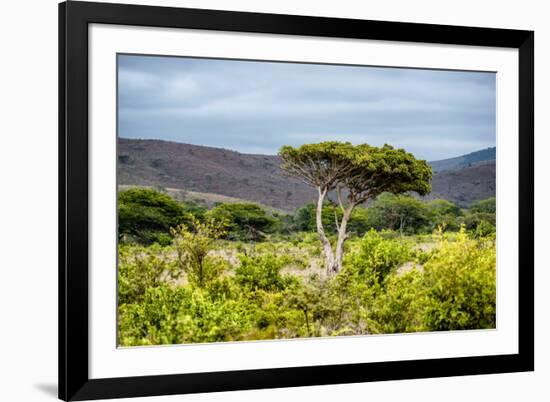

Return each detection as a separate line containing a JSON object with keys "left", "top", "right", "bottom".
{"left": 336, "top": 185, "right": 346, "bottom": 213}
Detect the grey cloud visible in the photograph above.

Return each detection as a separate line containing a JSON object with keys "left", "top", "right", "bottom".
{"left": 118, "top": 54, "right": 496, "bottom": 161}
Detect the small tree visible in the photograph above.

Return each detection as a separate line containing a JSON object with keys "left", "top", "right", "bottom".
{"left": 207, "top": 203, "right": 276, "bottom": 241}
{"left": 118, "top": 187, "right": 186, "bottom": 244}
{"left": 469, "top": 197, "right": 496, "bottom": 214}
{"left": 279, "top": 142, "right": 431, "bottom": 275}
{"left": 367, "top": 193, "right": 431, "bottom": 234}
{"left": 427, "top": 199, "right": 461, "bottom": 231}
{"left": 171, "top": 217, "right": 227, "bottom": 288}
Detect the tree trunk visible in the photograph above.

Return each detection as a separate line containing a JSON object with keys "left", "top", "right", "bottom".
{"left": 332, "top": 203, "right": 355, "bottom": 275}
{"left": 399, "top": 215, "right": 407, "bottom": 236}
{"left": 315, "top": 187, "right": 334, "bottom": 274}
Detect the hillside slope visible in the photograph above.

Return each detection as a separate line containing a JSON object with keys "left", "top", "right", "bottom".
{"left": 429, "top": 147, "right": 496, "bottom": 173}
{"left": 117, "top": 139, "right": 316, "bottom": 210}
{"left": 425, "top": 163, "right": 495, "bottom": 205}
{"left": 118, "top": 138, "right": 495, "bottom": 210}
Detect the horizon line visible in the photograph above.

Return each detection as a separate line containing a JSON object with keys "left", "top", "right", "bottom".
{"left": 118, "top": 136, "right": 496, "bottom": 162}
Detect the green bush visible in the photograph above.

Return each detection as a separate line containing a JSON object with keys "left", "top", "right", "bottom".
{"left": 118, "top": 285, "right": 257, "bottom": 345}
{"left": 180, "top": 200, "right": 208, "bottom": 221}
{"left": 421, "top": 229, "right": 496, "bottom": 330}
{"left": 117, "top": 215, "right": 496, "bottom": 344}
{"left": 426, "top": 199, "right": 461, "bottom": 231}
{"left": 236, "top": 253, "right": 297, "bottom": 291}
{"left": 368, "top": 270, "right": 428, "bottom": 334}
{"left": 207, "top": 203, "right": 276, "bottom": 241}
{"left": 469, "top": 197, "right": 496, "bottom": 214}
{"left": 364, "top": 193, "right": 431, "bottom": 234}
{"left": 118, "top": 244, "right": 179, "bottom": 304}
{"left": 474, "top": 220, "right": 496, "bottom": 238}
{"left": 171, "top": 217, "right": 227, "bottom": 288}
{"left": 346, "top": 229, "right": 411, "bottom": 282}
{"left": 461, "top": 212, "right": 496, "bottom": 234}
{"left": 118, "top": 188, "right": 186, "bottom": 245}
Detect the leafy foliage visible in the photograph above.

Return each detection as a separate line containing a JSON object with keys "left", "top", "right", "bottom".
{"left": 279, "top": 142, "right": 432, "bottom": 202}
{"left": 421, "top": 228, "right": 496, "bottom": 330}
{"left": 118, "top": 188, "right": 186, "bottom": 245}
{"left": 207, "top": 203, "right": 277, "bottom": 241}
{"left": 118, "top": 244, "right": 179, "bottom": 304}
{"left": 235, "top": 253, "right": 296, "bottom": 291}
{"left": 426, "top": 199, "right": 462, "bottom": 231}
{"left": 365, "top": 193, "right": 431, "bottom": 234}
{"left": 118, "top": 227, "right": 496, "bottom": 345}
{"left": 279, "top": 141, "right": 357, "bottom": 190}
{"left": 461, "top": 212, "right": 496, "bottom": 236}
{"left": 171, "top": 217, "right": 227, "bottom": 288}
{"left": 346, "top": 229, "right": 411, "bottom": 282}
{"left": 117, "top": 177, "right": 496, "bottom": 346}
{"left": 118, "top": 285, "right": 257, "bottom": 345}
{"left": 469, "top": 197, "right": 496, "bottom": 214}
{"left": 343, "top": 144, "right": 432, "bottom": 203}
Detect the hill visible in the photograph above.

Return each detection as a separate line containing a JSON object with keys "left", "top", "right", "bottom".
{"left": 429, "top": 147, "right": 496, "bottom": 173}
{"left": 424, "top": 163, "right": 495, "bottom": 205}
{"left": 117, "top": 139, "right": 316, "bottom": 210}
{"left": 118, "top": 138, "right": 495, "bottom": 210}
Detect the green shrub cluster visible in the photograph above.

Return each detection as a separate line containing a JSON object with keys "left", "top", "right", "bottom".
{"left": 345, "top": 229, "right": 411, "bottom": 281}
{"left": 118, "top": 225, "right": 496, "bottom": 345}
{"left": 117, "top": 187, "right": 496, "bottom": 345}
{"left": 118, "top": 187, "right": 496, "bottom": 245}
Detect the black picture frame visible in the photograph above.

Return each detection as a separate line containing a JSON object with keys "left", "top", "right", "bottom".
{"left": 59, "top": 1, "right": 534, "bottom": 400}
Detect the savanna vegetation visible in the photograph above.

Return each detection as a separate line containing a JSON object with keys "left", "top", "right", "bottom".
{"left": 118, "top": 142, "right": 496, "bottom": 346}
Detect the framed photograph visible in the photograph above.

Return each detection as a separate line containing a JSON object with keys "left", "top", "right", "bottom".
{"left": 59, "top": 1, "right": 534, "bottom": 400}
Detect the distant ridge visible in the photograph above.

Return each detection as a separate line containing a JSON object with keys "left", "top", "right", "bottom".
{"left": 118, "top": 138, "right": 496, "bottom": 210}
{"left": 429, "top": 147, "right": 496, "bottom": 173}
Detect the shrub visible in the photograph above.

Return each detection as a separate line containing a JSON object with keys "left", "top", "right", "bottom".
{"left": 469, "top": 197, "right": 496, "bottom": 214}
{"left": 180, "top": 200, "right": 208, "bottom": 222}
{"left": 346, "top": 229, "right": 411, "bottom": 282}
{"left": 474, "top": 220, "right": 496, "bottom": 238}
{"left": 117, "top": 217, "right": 497, "bottom": 344}
{"left": 236, "top": 253, "right": 296, "bottom": 291}
{"left": 118, "top": 244, "right": 178, "bottom": 304}
{"left": 364, "top": 193, "right": 431, "bottom": 234}
{"left": 207, "top": 203, "right": 276, "bottom": 241}
{"left": 171, "top": 217, "right": 227, "bottom": 288}
{"left": 426, "top": 199, "right": 461, "bottom": 231}
{"left": 421, "top": 228, "right": 496, "bottom": 330}
{"left": 368, "top": 271, "right": 428, "bottom": 334}
{"left": 118, "top": 285, "right": 257, "bottom": 345}
{"left": 461, "top": 212, "right": 496, "bottom": 233}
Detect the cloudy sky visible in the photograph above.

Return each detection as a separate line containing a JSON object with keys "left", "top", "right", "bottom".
{"left": 118, "top": 54, "right": 496, "bottom": 161}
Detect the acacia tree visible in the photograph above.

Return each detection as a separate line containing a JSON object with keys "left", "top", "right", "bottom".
{"left": 279, "top": 142, "right": 357, "bottom": 274}
{"left": 279, "top": 142, "right": 432, "bottom": 275}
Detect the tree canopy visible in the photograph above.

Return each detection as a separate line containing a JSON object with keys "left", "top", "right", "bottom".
{"left": 344, "top": 144, "right": 432, "bottom": 203}
{"left": 469, "top": 197, "right": 496, "bottom": 214}
{"left": 365, "top": 193, "right": 431, "bottom": 235}
{"left": 118, "top": 188, "right": 186, "bottom": 244}
{"left": 279, "top": 142, "right": 357, "bottom": 191}
{"left": 207, "top": 202, "right": 277, "bottom": 241}
{"left": 280, "top": 142, "right": 432, "bottom": 203}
